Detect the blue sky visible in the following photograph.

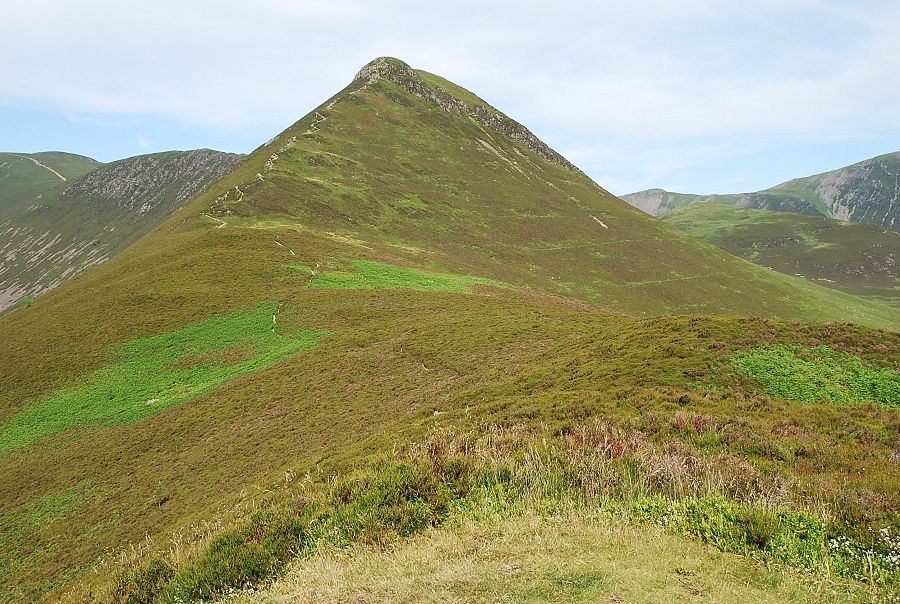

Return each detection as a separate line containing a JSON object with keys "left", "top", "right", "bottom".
{"left": 2, "top": 0, "right": 899, "bottom": 195}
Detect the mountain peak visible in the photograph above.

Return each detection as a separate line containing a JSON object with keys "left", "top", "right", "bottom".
{"left": 351, "top": 57, "right": 583, "bottom": 175}
{"left": 353, "top": 56, "right": 415, "bottom": 84}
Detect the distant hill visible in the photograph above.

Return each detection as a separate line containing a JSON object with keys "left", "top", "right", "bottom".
{"left": 0, "top": 149, "right": 244, "bottom": 312}
{"left": 662, "top": 204, "right": 900, "bottom": 306}
{"left": 622, "top": 151, "right": 900, "bottom": 231}
{"left": 0, "top": 152, "right": 100, "bottom": 216}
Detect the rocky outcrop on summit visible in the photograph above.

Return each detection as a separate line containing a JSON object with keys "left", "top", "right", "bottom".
{"left": 354, "top": 58, "right": 584, "bottom": 176}
{"left": 622, "top": 151, "right": 900, "bottom": 232}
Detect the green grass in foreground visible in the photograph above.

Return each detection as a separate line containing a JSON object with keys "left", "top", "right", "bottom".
{"left": 730, "top": 345, "right": 900, "bottom": 408}
{"left": 302, "top": 259, "right": 497, "bottom": 292}
{"left": 228, "top": 515, "right": 847, "bottom": 604}
{"left": 0, "top": 303, "right": 326, "bottom": 453}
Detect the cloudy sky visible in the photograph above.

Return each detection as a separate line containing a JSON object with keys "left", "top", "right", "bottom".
{"left": 3, "top": 0, "right": 899, "bottom": 194}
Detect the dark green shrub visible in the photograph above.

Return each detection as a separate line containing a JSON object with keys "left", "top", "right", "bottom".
{"left": 328, "top": 460, "right": 451, "bottom": 544}
{"left": 164, "top": 507, "right": 312, "bottom": 602}
{"left": 110, "top": 559, "right": 174, "bottom": 604}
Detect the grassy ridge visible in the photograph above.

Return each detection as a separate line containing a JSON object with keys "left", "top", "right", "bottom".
{"left": 0, "top": 59, "right": 898, "bottom": 602}
{"left": 2, "top": 224, "right": 897, "bottom": 601}
{"left": 176, "top": 64, "right": 898, "bottom": 328}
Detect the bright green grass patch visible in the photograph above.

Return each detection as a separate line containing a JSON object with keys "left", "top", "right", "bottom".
{"left": 306, "top": 259, "right": 496, "bottom": 292}
{"left": 730, "top": 345, "right": 900, "bottom": 408}
{"left": 0, "top": 304, "right": 327, "bottom": 453}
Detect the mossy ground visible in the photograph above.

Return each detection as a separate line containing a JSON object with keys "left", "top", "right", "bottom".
{"left": 0, "top": 303, "right": 326, "bottom": 452}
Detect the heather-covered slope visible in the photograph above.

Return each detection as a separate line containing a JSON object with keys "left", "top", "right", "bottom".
{"left": 0, "top": 59, "right": 898, "bottom": 603}
{"left": 179, "top": 58, "right": 895, "bottom": 327}
{"left": 662, "top": 204, "right": 900, "bottom": 307}
{"left": 0, "top": 149, "right": 243, "bottom": 312}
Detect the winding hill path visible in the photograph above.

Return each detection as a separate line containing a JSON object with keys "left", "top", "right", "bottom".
{"left": 13, "top": 155, "right": 68, "bottom": 182}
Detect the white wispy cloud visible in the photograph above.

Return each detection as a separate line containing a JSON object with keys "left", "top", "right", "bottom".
{"left": 2, "top": 0, "right": 898, "bottom": 193}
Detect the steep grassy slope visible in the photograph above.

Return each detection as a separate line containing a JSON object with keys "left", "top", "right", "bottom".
{"left": 662, "top": 205, "right": 900, "bottom": 306}
{"left": 0, "top": 149, "right": 243, "bottom": 312}
{"left": 622, "top": 151, "right": 900, "bottom": 232}
{"left": 181, "top": 58, "right": 896, "bottom": 327}
{"left": 0, "top": 59, "right": 898, "bottom": 603}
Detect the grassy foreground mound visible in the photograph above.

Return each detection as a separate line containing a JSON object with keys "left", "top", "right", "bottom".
{"left": 234, "top": 515, "right": 841, "bottom": 604}
{"left": 104, "top": 426, "right": 897, "bottom": 604}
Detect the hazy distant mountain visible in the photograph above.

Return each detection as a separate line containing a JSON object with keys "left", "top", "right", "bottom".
{"left": 623, "top": 151, "right": 900, "bottom": 232}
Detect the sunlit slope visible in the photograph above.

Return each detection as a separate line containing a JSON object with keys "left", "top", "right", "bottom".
{"left": 169, "top": 58, "right": 897, "bottom": 327}
{"left": 0, "top": 58, "right": 898, "bottom": 602}
{"left": 663, "top": 204, "right": 900, "bottom": 306}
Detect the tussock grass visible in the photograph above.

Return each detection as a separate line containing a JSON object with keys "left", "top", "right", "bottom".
{"left": 225, "top": 515, "right": 852, "bottom": 604}
{"left": 105, "top": 424, "right": 898, "bottom": 604}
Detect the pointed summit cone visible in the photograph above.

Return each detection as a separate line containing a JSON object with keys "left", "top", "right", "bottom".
{"left": 170, "top": 57, "right": 896, "bottom": 323}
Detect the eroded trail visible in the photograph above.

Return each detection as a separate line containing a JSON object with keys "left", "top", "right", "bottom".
{"left": 13, "top": 155, "right": 68, "bottom": 182}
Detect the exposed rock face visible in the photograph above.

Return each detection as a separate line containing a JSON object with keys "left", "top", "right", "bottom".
{"left": 354, "top": 57, "right": 584, "bottom": 175}
{"left": 60, "top": 149, "right": 243, "bottom": 219}
{"left": 622, "top": 151, "right": 900, "bottom": 231}
{"left": 0, "top": 149, "right": 244, "bottom": 313}
{"left": 810, "top": 153, "right": 900, "bottom": 230}
{"left": 619, "top": 189, "right": 699, "bottom": 216}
